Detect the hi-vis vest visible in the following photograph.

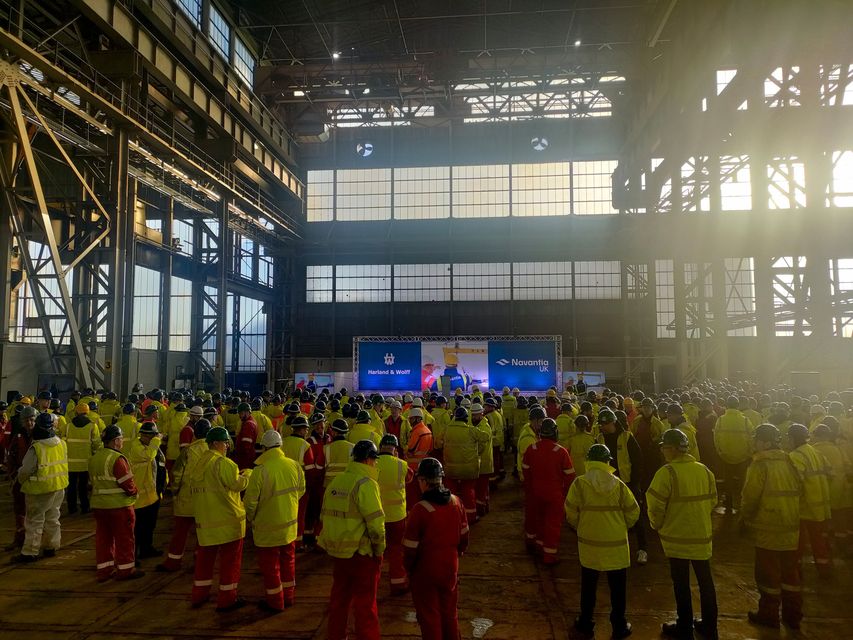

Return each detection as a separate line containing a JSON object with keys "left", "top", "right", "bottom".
{"left": 318, "top": 461, "right": 385, "bottom": 559}
{"left": 244, "top": 448, "right": 305, "bottom": 547}
{"left": 190, "top": 449, "right": 250, "bottom": 546}
{"left": 376, "top": 454, "right": 408, "bottom": 523}
{"left": 89, "top": 448, "right": 136, "bottom": 509}
{"left": 323, "top": 439, "right": 354, "bottom": 487}
{"left": 596, "top": 430, "right": 633, "bottom": 483}
{"left": 21, "top": 439, "right": 69, "bottom": 494}
{"left": 66, "top": 420, "right": 96, "bottom": 472}
{"left": 283, "top": 436, "right": 312, "bottom": 468}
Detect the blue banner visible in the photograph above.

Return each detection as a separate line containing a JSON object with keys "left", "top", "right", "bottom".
{"left": 358, "top": 341, "right": 422, "bottom": 391}
{"left": 488, "top": 340, "right": 557, "bottom": 390}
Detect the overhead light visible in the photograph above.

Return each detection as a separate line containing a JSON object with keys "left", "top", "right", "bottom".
{"left": 293, "top": 89, "right": 305, "bottom": 97}
{"left": 363, "top": 87, "right": 370, "bottom": 95}
{"left": 332, "top": 52, "right": 340, "bottom": 60}
{"left": 574, "top": 40, "right": 582, "bottom": 47}
{"left": 356, "top": 141, "right": 374, "bottom": 157}
{"left": 531, "top": 136, "right": 549, "bottom": 152}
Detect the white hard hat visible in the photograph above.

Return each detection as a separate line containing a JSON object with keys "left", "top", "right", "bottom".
{"left": 403, "top": 393, "right": 413, "bottom": 402}
{"left": 470, "top": 403, "right": 484, "bottom": 414}
{"left": 260, "top": 430, "right": 282, "bottom": 448}
{"left": 461, "top": 398, "right": 472, "bottom": 408}
{"left": 502, "top": 386, "right": 511, "bottom": 394}
{"left": 412, "top": 397, "right": 424, "bottom": 407}
{"left": 408, "top": 408, "right": 423, "bottom": 418}
{"left": 390, "top": 400, "right": 402, "bottom": 409}
{"left": 512, "top": 387, "right": 520, "bottom": 394}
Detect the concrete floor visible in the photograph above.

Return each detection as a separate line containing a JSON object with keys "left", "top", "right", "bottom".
{"left": 0, "top": 478, "right": 849, "bottom": 640}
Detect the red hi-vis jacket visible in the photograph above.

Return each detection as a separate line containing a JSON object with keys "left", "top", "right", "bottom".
{"left": 522, "top": 440, "right": 576, "bottom": 500}
{"left": 234, "top": 418, "right": 258, "bottom": 470}
{"left": 403, "top": 489, "right": 469, "bottom": 585}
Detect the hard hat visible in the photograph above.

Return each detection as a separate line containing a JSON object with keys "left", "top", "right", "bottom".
{"left": 598, "top": 409, "right": 616, "bottom": 424}
{"left": 143, "top": 405, "right": 159, "bottom": 416}
{"left": 470, "top": 403, "right": 484, "bottom": 414}
{"left": 189, "top": 406, "right": 204, "bottom": 417}
{"left": 363, "top": 400, "right": 373, "bottom": 410}
{"left": 640, "top": 397, "right": 655, "bottom": 408}
{"left": 122, "top": 403, "right": 136, "bottom": 414}
{"left": 561, "top": 402, "right": 573, "bottom": 412}
{"left": 416, "top": 457, "right": 444, "bottom": 480}
{"left": 286, "top": 402, "right": 300, "bottom": 414}
{"left": 586, "top": 443, "right": 612, "bottom": 463}
{"left": 0, "top": 401, "right": 7, "bottom": 411}
{"left": 411, "top": 397, "right": 424, "bottom": 408}
{"left": 539, "top": 418, "right": 558, "bottom": 439}
{"left": 810, "top": 404, "right": 825, "bottom": 415}
{"left": 372, "top": 394, "right": 385, "bottom": 405}
{"left": 352, "top": 439, "right": 380, "bottom": 461}
{"left": 666, "top": 403, "right": 683, "bottom": 415}
{"left": 205, "top": 426, "right": 231, "bottom": 443}
{"left": 102, "top": 424, "right": 123, "bottom": 442}
{"left": 330, "top": 399, "right": 341, "bottom": 410}
{"left": 390, "top": 400, "right": 402, "bottom": 410}
{"left": 261, "top": 430, "right": 283, "bottom": 448}
{"left": 251, "top": 398, "right": 263, "bottom": 410}
{"left": 237, "top": 402, "right": 251, "bottom": 413}
{"left": 753, "top": 423, "right": 781, "bottom": 445}
{"left": 403, "top": 393, "right": 413, "bottom": 403}
{"left": 193, "top": 418, "right": 212, "bottom": 439}
{"left": 310, "top": 412, "right": 325, "bottom": 424}
{"left": 37, "top": 391, "right": 52, "bottom": 400}
{"left": 34, "top": 412, "right": 55, "bottom": 430}
{"left": 435, "top": 395, "right": 448, "bottom": 406}
{"left": 454, "top": 407, "right": 469, "bottom": 421}
{"left": 786, "top": 423, "right": 809, "bottom": 441}
{"left": 315, "top": 400, "right": 327, "bottom": 412}
{"left": 408, "top": 407, "right": 423, "bottom": 419}
{"left": 659, "top": 428, "right": 689, "bottom": 452}
{"left": 811, "top": 424, "right": 832, "bottom": 439}
{"left": 484, "top": 398, "right": 497, "bottom": 408}
{"left": 516, "top": 397, "right": 528, "bottom": 409}
{"left": 461, "top": 398, "right": 472, "bottom": 408}
{"left": 623, "top": 397, "right": 634, "bottom": 407}
{"left": 356, "top": 410, "right": 371, "bottom": 424}
{"left": 546, "top": 389, "right": 557, "bottom": 398}
{"left": 21, "top": 406, "right": 38, "bottom": 418}
{"left": 76, "top": 403, "right": 90, "bottom": 415}
{"left": 380, "top": 434, "right": 399, "bottom": 448}
{"left": 291, "top": 416, "right": 309, "bottom": 430}
{"left": 331, "top": 419, "right": 349, "bottom": 434}
{"left": 528, "top": 406, "right": 546, "bottom": 420}
{"left": 139, "top": 421, "right": 159, "bottom": 436}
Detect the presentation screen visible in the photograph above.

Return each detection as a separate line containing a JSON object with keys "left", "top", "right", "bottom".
{"left": 355, "top": 337, "right": 560, "bottom": 392}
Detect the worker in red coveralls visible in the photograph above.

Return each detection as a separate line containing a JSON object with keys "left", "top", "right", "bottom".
{"left": 5, "top": 406, "right": 36, "bottom": 551}
{"left": 304, "top": 412, "right": 329, "bottom": 549}
{"left": 384, "top": 401, "right": 404, "bottom": 441}
{"left": 377, "top": 434, "right": 414, "bottom": 594}
{"left": 282, "top": 415, "right": 315, "bottom": 550}
{"left": 522, "top": 417, "right": 576, "bottom": 564}
{"left": 234, "top": 402, "right": 258, "bottom": 470}
{"left": 89, "top": 425, "right": 144, "bottom": 581}
{"left": 403, "top": 457, "right": 469, "bottom": 640}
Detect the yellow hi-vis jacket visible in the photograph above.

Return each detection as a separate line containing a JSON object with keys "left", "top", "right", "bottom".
{"left": 444, "top": 419, "right": 489, "bottom": 480}
{"left": 318, "top": 460, "right": 385, "bottom": 559}
{"left": 244, "top": 447, "right": 305, "bottom": 547}
{"left": 376, "top": 452, "right": 410, "bottom": 523}
{"left": 646, "top": 455, "right": 717, "bottom": 560}
{"left": 117, "top": 415, "right": 140, "bottom": 455}
{"left": 190, "top": 448, "right": 251, "bottom": 546}
{"left": 89, "top": 448, "right": 136, "bottom": 509}
{"left": 740, "top": 449, "right": 801, "bottom": 551}
{"left": 21, "top": 438, "right": 69, "bottom": 494}
{"left": 429, "top": 408, "right": 451, "bottom": 449}
{"left": 812, "top": 440, "right": 853, "bottom": 510}
{"left": 166, "top": 410, "right": 189, "bottom": 462}
{"left": 127, "top": 436, "right": 163, "bottom": 509}
{"left": 713, "top": 409, "right": 753, "bottom": 464}
{"left": 595, "top": 430, "right": 635, "bottom": 483}
{"left": 172, "top": 438, "right": 208, "bottom": 517}
{"left": 323, "top": 439, "right": 355, "bottom": 487}
{"left": 555, "top": 414, "right": 574, "bottom": 450}
{"left": 347, "top": 423, "right": 381, "bottom": 447}
{"left": 472, "top": 418, "right": 494, "bottom": 475}
{"left": 568, "top": 430, "right": 596, "bottom": 476}
{"left": 485, "top": 410, "right": 504, "bottom": 450}
{"left": 99, "top": 399, "right": 121, "bottom": 424}
{"left": 252, "top": 410, "right": 273, "bottom": 441}
{"left": 565, "top": 460, "right": 639, "bottom": 571}
{"left": 65, "top": 418, "right": 101, "bottom": 472}
{"left": 789, "top": 443, "right": 831, "bottom": 522}
{"left": 516, "top": 423, "right": 538, "bottom": 480}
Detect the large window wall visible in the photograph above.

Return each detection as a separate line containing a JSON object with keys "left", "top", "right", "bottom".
{"left": 306, "top": 160, "right": 619, "bottom": 221}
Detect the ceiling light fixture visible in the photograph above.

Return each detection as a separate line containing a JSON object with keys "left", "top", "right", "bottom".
{"left": 332, "top": 52, "right": 340, "bottom": 60}
{"left": 363, "top": 87, "right": 370, "bottom": 95}
{"left": 575, "top": 40, "right": 582, "bottom": 47}
{"left": 294, "top": 89, "right": 305, "bottom": 96}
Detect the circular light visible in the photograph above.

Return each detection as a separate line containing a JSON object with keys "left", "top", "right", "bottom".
{"left": 531, "top": 136, "right": 549, "bottom": 152}
{"left": 356, "top": 142, "right": 374, "bottom": 157}
{"left": 574, "top": 40, "right": 581, "bottom": 47}
{"left": 332, "top": 52, "right": 340, "bottom": 60}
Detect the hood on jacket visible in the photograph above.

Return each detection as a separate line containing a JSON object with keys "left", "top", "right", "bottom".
{"left": 421, "top": 486, "right": 452, "bottom": 505}
{"left": 583, "top": 461, "right": 620, "bottom": 495}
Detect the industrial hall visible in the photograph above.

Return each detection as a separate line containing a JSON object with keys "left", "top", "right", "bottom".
{"left": 1, "top": 0, "right": 853, "bottom": 639}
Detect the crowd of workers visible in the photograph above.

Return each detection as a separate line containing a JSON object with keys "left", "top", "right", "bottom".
{"left": 1, "top": 379, "right": 852, "bottom": 639}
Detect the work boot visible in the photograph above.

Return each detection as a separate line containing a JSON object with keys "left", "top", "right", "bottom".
{"left": 42, "top": 549, "right": 56, "bottom": 558}
{"left": 137, "top": 547, "right": 163, "bottom": 559}
{"left": 693, "top": 618, "right": 718, "bottom": 639}
{"left": 257, "top": 600, "right": 283, "bottom": 614}
{"left": 216, "top": 597, "right": 247, "bottom": 613}
{"left": 116, "top": 570, "right": 146, "bottom": 580}
{"left": 661, "top": 621, "right": 692, "bottom": 639}
{"left": 611, "top": 622, "right": 632, "bottom": 639}
{"left": 747, "top": 610, "right": 779, "bottom": 629}
{"left": 10, "top": 554, "right": 37, "bottom": 564}
{"left": 572, "top": 618, "right": 594, "bottom": 640}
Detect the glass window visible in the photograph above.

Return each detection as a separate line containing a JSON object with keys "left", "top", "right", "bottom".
{"left": 10, "top": 241, "right": 73, "bottom": 344}
{"left": 511, "top": 162, "right": 570, "bottom": 216}
{"left": 200, "top": 218, "right": 219, "bottom": 263}
{"left": 234, "top": 37, "right": 254, "bottom": 87}
{"left": 208, "top": 4, "right": 231, "bottom": 60}
{"left": 258, "top": 244, "right": 274, "bottom": 287}
{"left": 451, "top": 165, "right": 510, "bottom": 218}
{"left": 176, "top": 0, "right": 202, "bottom": 27}
{"left": 306, "top": 265, "right": 333, "bottom": 302}
{"left": 655, "top": 259, "right": 675, "bottom": 338}
{"left": 394, "top": 264, "right": 451, "bottom": 301}
{"left": 173, "top": 218, "right": 194, "bottom": 257}
{"left": 827, "top": 150, "right": 853, "bottom": 207}
{"left": 767, "top": 157, "right": 806, "bottom": 209}
{"left": 307, "top": 170, "right": 334, "bottom": 222}
{"left": 724, "top": 258, "right": 756, "bottom": 336}
{"left": 169, "top": 277, "right": 193, "bottom": 350}
{"left": 573, "top": 261, "right": 621, "bottom": 299}
{"left": 772, "top": 256, "right": 811, "bottom": 336}
{"left": 238, "top": 235, "right": 255, "bottom": 279}
{"left": 452, "top": 263, "right": 511, "bottom": 301}
{"left": 720, "top": 155, "right": 752, "bottom": 210}
{"left": 236, "top": 296, "right": 266, "bottom": 371}
{"left": 200, "top": 285, "right": 218, "bottom": 369}
{"left": 132, "top": 265, "right": 161, "bottom": 349}
{"left": 394, "top": 167, "right": 450, "bottom": 220}
{"left": 512, "top": 262, "right": 572, "bottom": 300}
{"left": 336, "top": 265, "right": 391, "bottom": 302}
{"left": 831, "top": 258, "right": 853, "bottom": 337}
{"left": 573, "top": 160, "right": 618, "bottom": 214}
{"left": 336, "top": 169, "right": 391, "bottom": 221}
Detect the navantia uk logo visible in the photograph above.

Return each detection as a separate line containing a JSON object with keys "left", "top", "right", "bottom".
{"left": 495, "top": 358, "right": 510, "bottom": 366}
{"left": 384, "top": 353, "right": 395, "bottom": 366}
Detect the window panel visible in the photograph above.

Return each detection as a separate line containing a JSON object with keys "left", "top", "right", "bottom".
{"left": 830, "top": 258, "right": 853, "bottom": 337}
{"left": 237, "top": 296, "right": 266, "bottom": 370}
{"left": 132, "top": 265, "right": 161, "bottom": 349}
{"left": 656, "top": 259, "right": 675, "bottom": 338}
{"left": 772, "top": 256, "right": 811, "bottom": 336}
{"left": 307, "top": 170, "right": 335, "bottom": 222}
{"left": 336, "top": 169, "right": 391, "bottom": 221}
{"left": 453, "top": 263, "right": 511, "bottom": 300}
{"left": 511, "top": 162, "right": 570, "bottom": 216}
{"left": 335, "top": 264, "right": 391, "bottom": 302}
{"left": 767, "top": 157, "right": 806, "bottom": 209}
{"left": 724, "top": 258, "right": 757, "bottom": 336}
{"left": 573, "top": 261, "right": 621, "bottom": 299}
{"left": 394, "top": 167, "right": 450, "bottom": 219}
{"left": 306, "top": 265, "right": 333, "bottom": 302}
{"left": 176, "top": 0, "right": 202, "bottom": 27}
{"left": 573, "top": 160, "right": 618, "bottom": 214}
{"left": 513, "top": 261, "right": 572, "bottom": 299}
{"left": 169, "top": 277, "right": 192, "bottom": 351}
{"left": 720, "top": 155, "right": 752, "bottom": 210}
{"left": 451, "top": 165, "right": 509, "bottom": 218}
{"left": 173, "top": 218, "right": 194, "bottom": 257}
{"left": 394, "top": 263, "right": 451, "bottom": 301}
{"left": 827, "top": 150, "right": 853, "bottom": 207}
{"left": 258, "top": 244, "right": 274, "bottom": 287}
{"left": 208, "top": 4, "right": 230, "bottom": 60}
{"left": 234, "top": 37, "right": 254, "bottom": 87}
{"left": 10, "top": 241, "right": 73, "bottom": 344}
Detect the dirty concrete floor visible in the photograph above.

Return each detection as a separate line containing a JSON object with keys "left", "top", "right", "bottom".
{"left": 0, "top": 478, "right": 850, "bottom": 640}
